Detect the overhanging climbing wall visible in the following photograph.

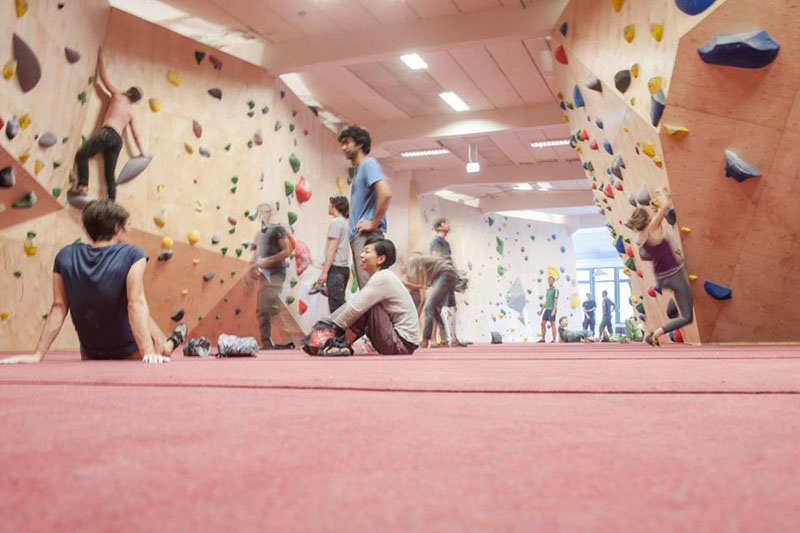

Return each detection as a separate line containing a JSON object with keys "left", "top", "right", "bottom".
{"left": 552, "top": 0, "right": 800, "bottom": 343}
{"left": 1, "top": 6, "right": 350, "bottom": 350}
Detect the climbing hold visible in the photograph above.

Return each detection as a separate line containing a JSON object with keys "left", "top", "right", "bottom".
{"left": 288, "top": 211, "right": 298, "bottom": 225}
{"left": 64, "top": 47, "right": 81, "bottom": 64}
{"left": 209, "top": 55, "right": 222, "bottom": 70}
{"left": 254, "top": 130, "right": 263, "bottom": 146}
{"left": 642, "top": 141, "right": 655, "bottom": 158}
{"left": 603, "top": 183, "right": 615, "bottom": 198}
{"left": 623, "top": 25, "right": 635, "bottom": 43}
{"left": 187, "top": 230, "right": 200, "bottom": 245}
{"left": 651, "top": 90, "right": 665, "bottom": 127}
{"left": 12, "top": 34, "right": 41, "bottom": 92}
{"left": 51, "top": 187, "right": 61, "bottom": 198}
{"left": 206, "top": 89, "right": 222, "bottom": 101}
{"left": 289, "top": 153, "right": 301, "bottom": 173}
{"left": 19, "top": 114, "right": 31, "bottom": 130}
{"left": 580, "top": 129, "right": 590, "bottom": 141}
{"left": 3, "top": 60, "right": 18, "bottom": 80}
{"left": 230, "top": 186, "right": 237, "bottom": 194}
{"left": 589, "top": 140, "right": 598, "bottom": 150}
{"left": 116, "top": 155, "right": 152, "bottom": 185}
{"left": 286, "top": 296, "right": 295, "bottom": 305}
{"left": 15, "top": 0, "right": 28, "bottom": 17}
{"left": 161, "top": 236, "right": 174, "bottom": 250}
{"left": 274, "top": 120, "right": 282, "bottom": 132}
{"left": 487, "top": 217, "right": 495, "bottom": 227}
{"left": 653, "top": 156, "right": 663, "bottom": 168}
{"left": 611, "top": 154, "right": 625, "bottom": 179}
{"left": 626, "top": 246, "right": 634, "bottom": 258}
{"left": 688, "top": 274, "right": 698, "bottom": 281}
{"left": 663, "top": 124, "right": 689, "bottom": 139}
{"left": 647, "top": 76, "right": 663, "bottom": 95}
{"left": 299, "top": 300, "right": 308, "bottom": 315}
{"left": 636, "top": 184, "right": 651, "bottom": 206}
{"left": 289, "top": 124, "right": 295, "bottom": 132}
{"left": 0, "top": 311, "right": 8, "bottom": 320}
{"left": 669, "top": 329, "right": 684, "bottom": 343}
{"left": 596, "top": 119, "right": 604, "bottom": 129}
{"left": 5, "top": 116, "right": 19, "bottom": 140}
{"left": 630, "top": 64, "right": 640, "bottom": 79}
{"left": 23, "top": 231, "right": 37, "bottom": 256}
{"left": 704, "top": 281, "right": 732, "bottom": 300}
{"left": 560, "top": 246, "right": 566, "bottom": 253}
{"left": 585, "top": 74, "right": 602, "bottom": 93}
{"left": 193, "top": 50, "right": 206, "bottom": 65}
{"left": 170, "top": 309, "right": 185, "bottom": 322}
{"left": 614, "top": 70, "right": 632, "bottom": 93}
{"left": 183, "top": 142, "right": 194, "bottom": 155}
{"left": 559, "top": 21, "right": 568, "bottom": 37}
{"left": 615, "top": 236, "right": 625, "bottom": 254}
{"left": 192, "top": 120, "right": 202, "bottom": 138}
{"left": 181, "top": 288, "right": 189, "bottom": 296}
{"left": 497, "top": 265, "right": 505, "bottom": 276}
{"left": 603, "top": 139, "right": 613, "bottom": 155}
{"left": 675, "top": 0, "right": 716, "bottom": 15}
{"left": 624, "top": 257, "right": 636, "bottom": 270}
{"left": 554, "top": 45, "right": 568, "bottom": 65}
{"left": 157, "top": 250, "right": 173, "bottom": 262}
{"left": 698, "top": 30, "right": 779, "bottom": 69}
{"left": 648, "top": 286, "right": 657, "bottom": 298}
{"left": 611, "top": 0, "right": 624, "bottom": 12}
{"left": 680, "top": 226, "right": 691, "bottom": 234}
{"left": 650, "top": 23, "right": 664, "bottom": 42}
{"left": 38, "top": 132, "right": 58, "bottom": 148}
{"left": 153, "top": 210, "right": 167, "bottom": 228}
{"left": 203, "top": 272, "right": 215, "bottom": 282}
{"left": 725, "top": 149, "right": 761, "bottom": 182}
{"left": 0, "top": 166, "right": 15, "bottom": 188}
{"left": 295, "top": 176, "right": 312, "bottom": 203}
{"left": 167, "top": 68, "right": 181, "bottom": 87}
{"left": 19, "top": 150, "right": 30, "bottom": 163}
{"left": 34, "top": 159, "right": 43, "bottom": 175}
{"left": 496, "top": 237, "right": 504, "bottom": 255}
{"left": 198, "top": 147, "right": 211, "bottom": 158}
{"left": 573, "top": 85, "right": 584, "bottom": 107}
{"left": 12, "top": 191, "right": 36, "bottom": 208}
{"left": 227, "top": 215, "right": 238, "bottom": 226}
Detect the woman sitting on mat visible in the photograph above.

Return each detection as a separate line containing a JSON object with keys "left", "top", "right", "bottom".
{"left": 627, "top": 191, "right": 694, "bottom": 347}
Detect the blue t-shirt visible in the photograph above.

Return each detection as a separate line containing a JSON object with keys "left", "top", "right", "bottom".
{"left": 53, "top": 242, "right": 146, "bottom": 358}
{"left": 602, "top": 297, "right": 615, "bottom": 318}
{"left": 583, "top": 299, "right": 596, "bottom": 320}
{"left": 348, "top": 157, "right": 387, "bottom": 240}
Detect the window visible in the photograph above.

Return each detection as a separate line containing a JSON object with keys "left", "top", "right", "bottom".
{"left": 575, "top": 267, "right": 633, "bottom": 326}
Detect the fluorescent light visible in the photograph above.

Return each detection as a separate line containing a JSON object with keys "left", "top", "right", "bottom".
{"left": 466, "top": 161, "right": 480, "bottom": 173}
{"left": 514, "top": 183, "right": 533, "bottom": 191}
{"left": 400, "top": 149, "right": 450, "bottom": 158}
{"left": 496, "top": 210, "right": 568, "bottom": 224}
{"left": 530, "top": 139, "right": 570, "bottom": 148}
{"left": 401, "top": 53, "right": 428, "bottom": 70}
{"left": 434, "top": 189, "right": 480, "bottom": 207}
{"left": 439, "top": 91, "right": 469, "bottom": 111}
{"left": 538, "top": 182, "right": 553, "bottom": 190}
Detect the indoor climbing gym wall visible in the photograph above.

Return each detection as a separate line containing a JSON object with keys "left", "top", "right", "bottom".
{"left": 417, "top": 195, "right": 581, "bottom": 343}
{"left": 0, "top": 5, "right": 351, "bottom": 350}
{"left": 552, "top": 0, "right": 800, "bottom": 343}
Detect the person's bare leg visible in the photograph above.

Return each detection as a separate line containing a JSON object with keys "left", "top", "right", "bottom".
{"left": 550, "top": 320, "right": 557, "bottom": 342}
{"left": 540, "top": 320, "right": 546, "bottom": 342}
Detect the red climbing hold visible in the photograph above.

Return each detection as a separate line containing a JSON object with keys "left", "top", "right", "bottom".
{"left": 625, "top": 246, "right": 634, "bottom": 258}
{"left": 299, "top": 299, "right": 308, "bottom": 315}
{"left": 554, "top": 45, "right": 568, "bottom": 65}
{"left": 295, "top": 176, "right": 312, "bottom": 204}
{"left": 603, "top": 183, "right": 615, "bottom": 198}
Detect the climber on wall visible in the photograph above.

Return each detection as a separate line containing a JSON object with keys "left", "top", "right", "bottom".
{"left": 69, "top": 47, "right": 145, "bottom": 203}
{"left": 627, "top": 191, "right": 694, "bottom": 347}
{"left": 0, "top": 200, "right": 186, "bottom": 364}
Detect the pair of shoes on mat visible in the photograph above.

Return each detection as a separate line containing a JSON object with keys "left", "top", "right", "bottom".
{"left": 183, "top": 337, "right": 211, "bottom": 357}
{"left": 317, "top": 338, "right": 354, "bottom": 357}
{"left": 645, "top": 332, "right": 660, "bottom": 347}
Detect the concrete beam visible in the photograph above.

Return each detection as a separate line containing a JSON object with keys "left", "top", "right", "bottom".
{"left": 478, "top": 190, "right": 594, "bottom": 213}
{"left": 411, "top": 161, "right": 584, "bottom": 195}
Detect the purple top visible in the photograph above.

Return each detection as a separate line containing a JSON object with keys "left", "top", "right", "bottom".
{"left": 641, "top": 238, "right": 681, "bottom": 278}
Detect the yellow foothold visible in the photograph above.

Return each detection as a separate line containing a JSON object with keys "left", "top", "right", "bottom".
{"left": 149, "top": 98, "right": 161, "bottom": 112}
{"left": 680, "top": 226, "right": 691, "bottom": 233}
{"left": 181, "top": 288, "right": 188, "bottom": 296}
{"left": 623, "top": 267, "right": 631, "bottom": 276}
{"left": 23, "top": 237, "right": 37, "bottom": 256}
{"left": 623, "top": 126, "right": 629, "bottom": 133}
{"left": 153, "top": 210, "right": 167, "bottom": 228}
{"left": 643, "top": 141, "right": 655, "bottom": 158}
{"left": 336, "top": 177, "right": 345, "bottom": 195}
{"left": 688, "top": 274, "right": 698, "bottom": 281}
{"left": 663, "top": 124, "right": 689, "bottom": 139}
{"left": 562, "top": 115, "right": 570, "bottom": 122}
{"left": 630, "top": 63, "right": 639, "bottom": 78}
{"left": 19, "top": 150, "right": 30, "bottom": 163}
{"left": 569, "top": 293, "right": 580, "bottom": 309}
{"left": 623, "top": 25, "right": 635, "bottom": 43}
{"left": 547, "top": 265, "right": 560, "bottom": 280}
{"left": 15, "top": 0, "right": 28, "bottom": 17}
{"left": 630, "top": 97, "right": 636, "bottom": 106}
{"left": 647, "top": 76, "right": 663, "bottom": 94}
{"left": 650, "top": 23, "right": 664, "bottom": 42}
{"left": 675, "top": 249, "right": 682, "bottom": 256}
{"left": 0, "top": 311, "right": 9, "bottom": 320}
{"left": 653, "top": 156, "right": 663, "bottom": 168}
{"left": 19, "top": 114, "right": 31, "bottom": 129}
{"left": 184, "top": 142, "right": 194, "bottom": 155}
{"left": 611, "top": 0, "right": 624, "bottom": 12}
{"left": 187, "top": 229, "right": 200, "bottom": 245}
{"left": 193, "top": 201, "right": 204, "bottom": 213}
{"left": 192, "top": 258, "right": 200, "bottom": 265}
{"left": 156, "top": 184, "right": 165, "bottom": 195}
{"left": 167, "top": 68, "right": 181, "bottom": 87}
{"left": 2, "top": 59, "right": 18, "bottom": 80}
{"left": 161, "top": 236, "right": 174, "bottom": 249}
{"left": 631, "top": 295, "right": 639, "bottom": 304}
{"left": 34, "top": 159, "right": 44, "bottom": 175}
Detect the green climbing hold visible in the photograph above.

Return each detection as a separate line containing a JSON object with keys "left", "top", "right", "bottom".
{"left": 235, "top": 248, "right": 242, "bottom": 257}
{"left": 289, "top": 153, "right": 301, "bottom": 173}
{"left": 488, "top": 217, "right": 495, "bottom": 227}
{"left": 88, "top": 76, "right": 95, "bottom": 85}
{"left": 221, "top": 247, "right": 228, "bottom": 255}
{"left": 286, "top": 296, "right": 295, "bottom": 305}
{"left": 52, "top": 187, "right": 61, "bottom": 198}
{"left": 231, "top": 176, "right": 238, "bottom": 184}
{"left": 290, "top": 278, "right": 298, "bottom": 288}
{"left": 229, "top": 227, "right": 235, "bottom": 234}
{"left": 12, "top": 191, "right": 36, "bottom": 208}
{"left": 224, "top": 143, "right": 231, "bottom": 151}
{"left": 497, "top": 265, "right": 505, "bottom": 276}
{"left": 247, "top": 111, "right": 254, "bottom": 118}
{"left": 636, "top": 302, "right": 645, "bottom": 314}
{"left": 288, "top": 211, "right": 298, "bottom": 225}
{"left": 247, "top": 100, "right": 255, "bottom": 110}
{"left": 247, "top": 140, "right": 253, "bottom": 148}
{"left": 78, "top": 91, "right": 87, "bottom": 104}
{"left": 13, "top": 270, "right": 21, "bottom": 278}
{"left": 289, "top": 124, "right": 295, "bottom": 132}
{"left": 53, "top": 160, "right": 61, "bottom": 168}
{"left": 284, "top": 181, "right": 295, "bottom": 196}
{"left": 496, "top": 237, "right": 504, "bottom": 255}
{"left": 230, "top": 186, "right": 237, "bottom": 194}
{"left": 624, "top": 257, "right": 636, "bottom": 270}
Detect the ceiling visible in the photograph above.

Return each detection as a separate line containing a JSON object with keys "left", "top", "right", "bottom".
{"left": 111, "top": 0, "right": 594, "bottom": 219}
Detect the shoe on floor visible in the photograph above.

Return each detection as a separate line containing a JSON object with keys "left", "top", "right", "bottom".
{"left": 317, "top": 338, "right": 353, "bottom": 357}
{"left": 645, "top": 332, "right": 660, "bottom": 347}
{"left": 183, "top": 337, "right": 211, "bottom": 357}
{"left": 167, "top": 323, "right": 188, "bottom": 347}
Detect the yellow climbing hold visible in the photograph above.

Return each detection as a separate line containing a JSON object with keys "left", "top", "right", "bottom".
{"left": 3, "top": 60, "right": 17, "bottom": 80}
{"left": 336, "top": 177, "right": 345, "bottom": 195}
{"left": 161, "top": 236, "right": 174, "bottom": 249}
{"left": 184, "top": 142, "right": 194, "bottom": 155}
{"left": 650, "top": 23, "right": 664, "bottom": 42}
{"left": 570, "top": 293, "right": 580, "bottom": 309}
{"left": 630, "top": 97, "right": 636, "bottom": 106}
{"left": 15, "top": 0, "right": 28, "bottom": 17}
{"left": 643, "top": 141, "right": 655, "bottom": 158}
{"left": 149, "top": 98, "right": 161, "bottom": 112}
{"left": 675, "top": 249, "right": 682, "bottom": 256}
{"left": 631, "top": 295, "right": 639, "bottom": 304}
{"left": 623, "top": 25, "right": 635, "bottom": 43}
{"left": 181, "top": 288, "right": 188, "bottom": 296}
{"left": 630, "top": 63, "right": 639, "bottom": 78}
{"left": 611, "top": 0, "right": 624, "bottom": 12}
{"left": 23, "top": 236, "right": 37, "bottom": 256}
{"left": 153, "top": 210, "right": 167, "bottom": 228}
{"left": 623, "top": 267, "right": 631, "bottom": 276}
{"left": 192, "top": 258, "right": 200, "bottom": 265}
{"left": 187, "top": 229, "right": 200, "bottom": 245}
{"left": 19, "top": 114, "right": 31, "bottom": 129}
{"left": 0, "top": 311, "right": 9, "bottom": 320}
{"left": 647, "top": 76, "right": 663, "bottom": 94}
{"left": 34, "top": 160, "right": 44, "bottom": 175}
{"left": 167, "top": 68, "right": 181, "bottom": 87}
{"left": 653, "top": 156, "right": 663, "bottom": 168}
{"left": 547, "top": 265, "right": 560, "bottom": 280}
{"left": 680, "top": 226, "right": 691, "bottom": 233}
{"left": 663, "top": 124, "right": 689, "bottom": 139}
{"left": 193, "top": 201, "right": 204, "bottom": 213}
{"left": 19, "top": 150, "right": 30, "bottom": 163}
{"left": 623, "top": 126, "right": 629, "bottom": 133}
{"left": 688, "top": 274, "right": 698, "bottom": 281}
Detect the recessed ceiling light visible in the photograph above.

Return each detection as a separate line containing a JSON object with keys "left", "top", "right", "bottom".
{"left": 401, "top": 53, "right": 428, "bottom": 70}
{"left": 439, "top": 91, "right": 469, "bottom": 112}
{"left": 400, "top": 148, "right": 450, "bottom": 158}
{"left": 530, "top": 139, "right": 570, "bottom": 148}
{"left": 514, "top": 183, "right": 533, "bottom": 190}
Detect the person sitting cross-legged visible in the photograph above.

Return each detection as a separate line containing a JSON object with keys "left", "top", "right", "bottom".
{"left": 0, "top": 200, "right": 186, "bottom": 364}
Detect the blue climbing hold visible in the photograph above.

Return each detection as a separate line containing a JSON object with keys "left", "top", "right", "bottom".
{"left": 698, "top": 30, "right": 780, "bottom": 69}
{"left": 615, "top": 236, "right": 625, "bottom": 254}
{"left": 560, "top": 246, "right": 566, "bottom": 253}
{"left": 559, "top": 21, "right": 568, "bottom": 37}
{"left": 603, "top": 139, "right": 613, "bottom": 155}
{"left": 573, "top": 85, "right": 584, "bottom": 108}
{"left": 560, "top": 266, "right": 565, "bottom": 273}
{"left": 560, "top": 101, "right": 567, "bottom": 111}
{"left": 651, "top": 89, "right": 665, "bottom": 127}
{"left": 654, "top": 285, "right": 662, "bottom": 295}
{"left": 596, "top": 118, "right": 604, "bottom": 129}
{"left": 704, "top": 281, "right": 732, "bottom": 300}
{"left": 675, "top": 0, "right": 716, "bottom": 15}
{"left": 552, "top": 233, "right": 557, "bottom": 240}
{"left": 725, "top": 149, "right": 761, "bottom": 182}
{"left": 665, "top": 208, "right": 677, "bottom": 226}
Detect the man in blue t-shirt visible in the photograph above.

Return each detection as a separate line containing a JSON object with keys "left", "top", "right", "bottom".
{"left": 1, "top": 200, "right": 186, "bottom": 364}
{"left": 582, "top": 292, "right": 597, "bottom": 335}
{"left": 599, "top": 290, "right": 616, "bottom": 338}
{"left": 337, "top": 125, "right": 392, "bottom": 288}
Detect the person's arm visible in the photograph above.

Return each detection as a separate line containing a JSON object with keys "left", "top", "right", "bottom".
{"left": 128, "top": 117, "right": 144, "bottom": 156}
{"left": 647, "top": 200, "right": 672, "bottom": 233}
{"left": 552, "top": 290, "right": 559, "bottom": 316}
{"left": 0, "top": 274, "right": 70, "bottom": 364}
{"left": 126, "top": 258, "right": 162, "bottom": 363}
{"left": 255, "top": 236, "right": 291, "bottom": 269}
{"left": 331, "top": 272, "right": 390, "bottom": 329}
{"left": 318, "top": 236, "right": 339, "bottom": 283}
{"left": 96, "top": 47, "right": 119, "bottom": 95}
{"left": 355, "top": 163, "right": 392, "bottom": 233}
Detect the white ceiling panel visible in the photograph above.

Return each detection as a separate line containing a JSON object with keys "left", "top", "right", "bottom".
{"left": 485, "top": 40, "right": 553, "bottom": 105}
{"left": 423, "top": 50, "right": 494, "bottom": 111}
{"left": 449, "top": 46, "right": 524, "bottom": 108}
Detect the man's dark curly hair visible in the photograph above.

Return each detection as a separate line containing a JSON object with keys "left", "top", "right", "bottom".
{"left": 337, "top": 125, "right": 371, "bottom": 155}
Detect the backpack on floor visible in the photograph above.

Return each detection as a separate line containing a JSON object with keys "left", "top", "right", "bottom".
{"left": 302, "top": 321, "right": 342, "bottom": 355}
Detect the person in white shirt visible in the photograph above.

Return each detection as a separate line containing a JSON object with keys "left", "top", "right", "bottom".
{"left": 315, "top": 195, "right": 351, "bottom": 313}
